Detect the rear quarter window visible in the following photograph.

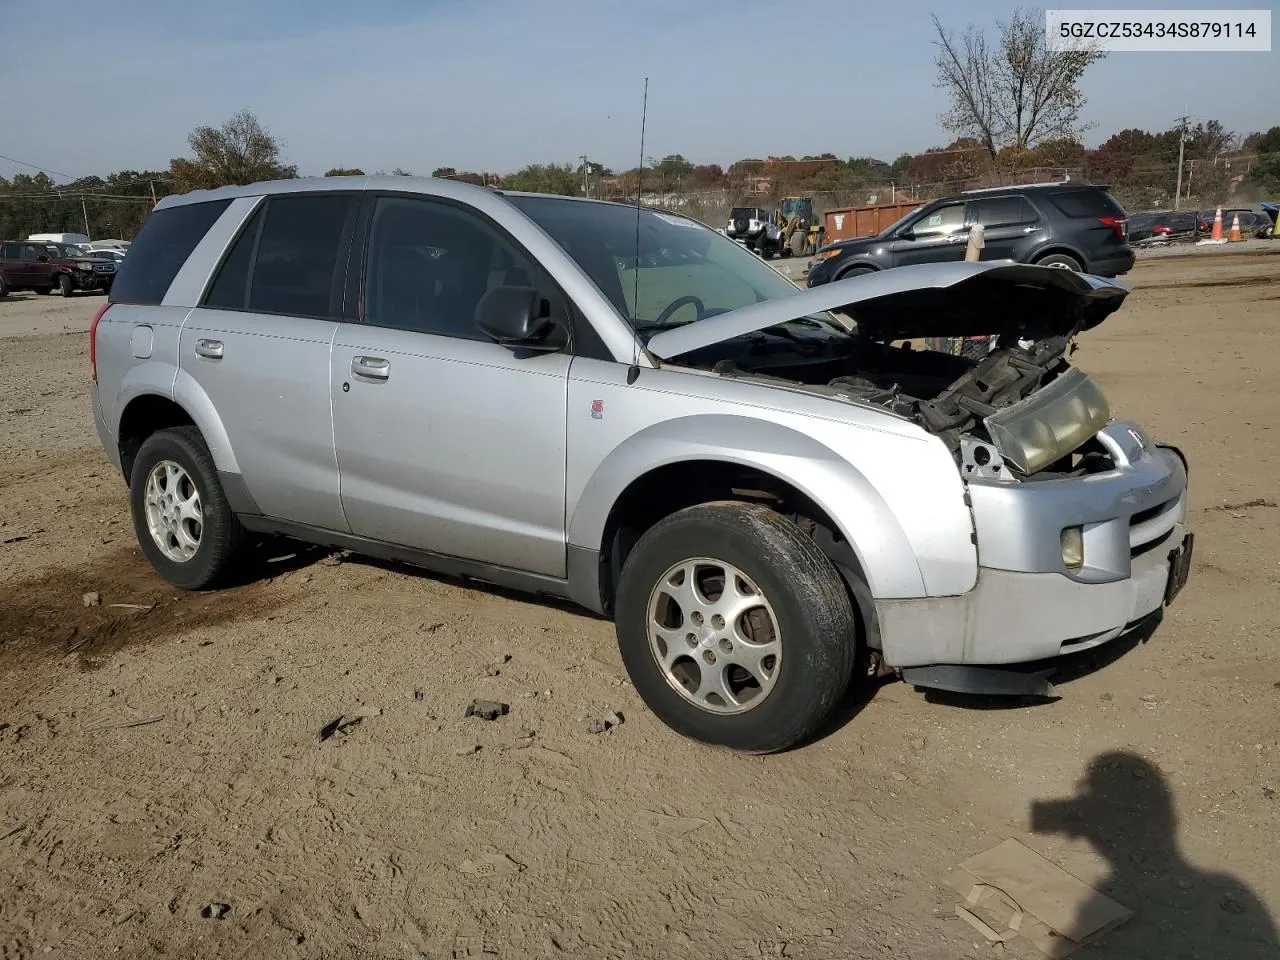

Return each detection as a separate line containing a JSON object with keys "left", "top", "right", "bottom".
{"left": 109, "top": 199, "right": 232, "bottom": 304}
{"left": 1046, "top": 189, "right": 1125, "bottom": 219}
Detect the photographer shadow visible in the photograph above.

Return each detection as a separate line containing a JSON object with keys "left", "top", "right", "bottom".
{"left": 1031, "top": 751, "right": 1279, "bottom": 958}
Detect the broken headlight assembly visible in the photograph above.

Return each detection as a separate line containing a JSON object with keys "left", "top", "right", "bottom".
{"left": 983, "top": 368, "right": 1110, "bottom": 475}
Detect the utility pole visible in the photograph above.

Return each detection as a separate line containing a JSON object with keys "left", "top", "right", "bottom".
{"left": 81, "top": 198, "right": 91, "bottom": 239}
{"left": 149, "top": 179, "right": 158, "bottom": 207}
{"left": 580, "top": 155, "right": 590, "bottom": 198}
{"left": 1173, "top": 113, "right": 1190, "bottom": 210}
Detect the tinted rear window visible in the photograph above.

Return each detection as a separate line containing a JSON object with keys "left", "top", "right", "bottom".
{"left": 1046, "top": 189, "right": 1124, "bottom": 219}
{"left": 969, "top": 196, "right": 1037, "bottom": 227}
{"left": 109, "top": 200, "right": 231, "bottom": 304}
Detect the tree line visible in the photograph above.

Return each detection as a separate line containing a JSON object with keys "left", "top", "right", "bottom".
{"left": 5, "top": 6, "right": 1279, "bottom": 241}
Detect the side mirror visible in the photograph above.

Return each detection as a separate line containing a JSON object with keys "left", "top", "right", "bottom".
{"left": 37, "top": 255, "right": 49, "bottom": 262}
{"left": 897, "top": 226, "right": 915, "bottom": 241}
{"left": 475, "top": 285, "right": 555, "bottom": 347}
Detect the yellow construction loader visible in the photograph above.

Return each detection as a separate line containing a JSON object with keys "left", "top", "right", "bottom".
{"left": 774, "top": 196, "right": 824, "bottom": 257}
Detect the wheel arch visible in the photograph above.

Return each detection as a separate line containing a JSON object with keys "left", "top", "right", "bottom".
{"left": 114, "top": 370, "right": 239, "bottom": 482}
{"left": 567, "top": 416, "right": 927, "bottom": 620}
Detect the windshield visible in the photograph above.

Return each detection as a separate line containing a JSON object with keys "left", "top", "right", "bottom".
{"left": 509, "top": 197, "right": 814, "bottom": 333}
{"left": 47, "top": 243, "right": 83, "bottom": 257}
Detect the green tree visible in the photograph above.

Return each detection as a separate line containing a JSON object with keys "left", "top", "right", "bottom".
{"left": 500, "top": 163, "right": 578, "bottom": 196}
{"left": 325, "top": 167, "right": 365, "bottom": 176}
{"left": 1245, "top": 126, "right": 1280, "bottom": 192}
{"left": 169, "top": 109, "right": 297, "bottom": 192}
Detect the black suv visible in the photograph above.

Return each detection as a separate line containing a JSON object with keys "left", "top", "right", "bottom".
{"left": 806, "top": 183, "right": 1134, "bottom": 288}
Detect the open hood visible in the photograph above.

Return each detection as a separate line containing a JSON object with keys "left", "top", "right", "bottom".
{"left": 645, "top": 261, "right": 1130, "bottom": 361}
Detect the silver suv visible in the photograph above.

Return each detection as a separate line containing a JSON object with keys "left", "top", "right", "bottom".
{"left": 91, "top": 177, "right": 1192, "bottom": 752}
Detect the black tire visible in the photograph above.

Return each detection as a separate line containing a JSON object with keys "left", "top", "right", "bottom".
{"left": 614, "top": 501, "right": 856, "bottom": 753}
{"left": 0, "top": 275, "right": 8, "bottom": 299}
{"left": 129, "top": 426, "right": 245, "bottom": 590}
{"left": 58, "top": 273, "right": 74, "bottom": 297}
{"left": 836, "top": 264, "right": 874, "bottom": 281}
{"left": 1035, "top": 252, "right": 1082, "bottom": 271}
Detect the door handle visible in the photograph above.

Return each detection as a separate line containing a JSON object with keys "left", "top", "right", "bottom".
{"left": 195, "top": 338, "right": 224, "bottom": 360}
{"left": 351, "top": 356, "right": 390, "bottom": 380}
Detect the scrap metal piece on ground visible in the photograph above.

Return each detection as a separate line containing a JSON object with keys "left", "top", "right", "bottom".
{"left": 464, "top": 699, "right": 509, "bottom": 721}
{"left": 944, "top": 839, "right": 1132, "bottom": 958}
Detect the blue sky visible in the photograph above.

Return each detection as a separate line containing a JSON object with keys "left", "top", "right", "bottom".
{"left": 2, "top": 0, "right": 1275, "bottom": 181}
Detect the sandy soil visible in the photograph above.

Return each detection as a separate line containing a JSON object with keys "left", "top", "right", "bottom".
{"left": 1, "top": 255, "right": 1278, "bottom": 960}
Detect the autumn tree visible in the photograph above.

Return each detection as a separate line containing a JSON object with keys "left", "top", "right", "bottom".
{"left": 168, "top": 109, "right": 297, "bottom": 192}
{"left": 932, "top": 8, "right": 1104, "bottom": 166}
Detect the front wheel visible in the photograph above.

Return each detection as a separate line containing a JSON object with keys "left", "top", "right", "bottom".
{"left": 58, "top": 273, "right": 74, "bottom": 297}
{"left": 614, "top": 502, "right": 857, "bottom": 753}
{"left": 129, "top": 426, "right": 245, "bottom": 589}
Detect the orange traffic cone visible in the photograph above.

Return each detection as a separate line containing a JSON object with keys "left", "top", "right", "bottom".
{"left": 1198, "top": 206, "right": 1227, "bottom": 245}
{"left": 1229, "top": 212, "right": 1242, "bottom": 241}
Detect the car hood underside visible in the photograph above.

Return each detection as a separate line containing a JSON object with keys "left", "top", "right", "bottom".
{"left": 644, "top": 260, "right": 1129, "bottom": 360}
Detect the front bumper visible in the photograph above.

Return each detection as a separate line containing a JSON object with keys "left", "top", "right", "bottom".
{"left": 876, "top": 421, "right": 1191, "bottom": 669}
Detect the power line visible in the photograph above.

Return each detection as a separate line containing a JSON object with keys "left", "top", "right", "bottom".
{"left": 0, "top": 153, "right": 79, "bottom": 181}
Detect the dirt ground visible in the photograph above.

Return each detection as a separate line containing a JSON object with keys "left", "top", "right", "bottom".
{"left": 2, "top": 253, "right": 1278, "bottom": 960}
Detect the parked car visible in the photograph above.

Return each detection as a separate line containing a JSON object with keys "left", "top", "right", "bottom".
{"left": 90, "top": 177, "right": 1192, "bottom": 752}
{"left": 82, "top": 239, "right": 132, "bottom": 253}
{"left": 27, "top": 231, "right": 90, "bottom": 246}
{"left": 806, "top": 182, "right": 1135, "bottom": 287}
{"left": 26, "top": 241, "right": 117, "bottom": 294}
{"left": 1127, "top": 209, "right": 1199, "bottom": 244}
{"left": 1, "top": 239, "right": 116, "bottom": 296}
{"left": 725, "top": 206, "right": 782, "bottom": 257}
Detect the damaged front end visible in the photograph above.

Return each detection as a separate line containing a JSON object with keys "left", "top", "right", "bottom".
{"left": 645, "top": 261, "right": 1129, "bottom": 481}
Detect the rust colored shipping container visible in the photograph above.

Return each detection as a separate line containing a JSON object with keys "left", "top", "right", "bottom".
{"left": 822, "top": 201, "right": 924, "bottom": 243}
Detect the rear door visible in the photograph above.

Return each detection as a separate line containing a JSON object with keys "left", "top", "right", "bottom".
{"left": 0, "top": 243, "right": 28, "bottom": 286}
{"left": 890, "top": 201, "right": 969, "bottom": 266}
{"left": 180, "top": 192, "right": 358, "bottom": 531}
{"left": 967, "top": 195, "right": 1041, "bottom": 262}
{"left": 330, "top": 193, "right": 571, "bottom": 576}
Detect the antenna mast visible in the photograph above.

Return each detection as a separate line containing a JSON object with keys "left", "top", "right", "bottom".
{"left": 627, "top": 77, "right": 649, "bottom": 385}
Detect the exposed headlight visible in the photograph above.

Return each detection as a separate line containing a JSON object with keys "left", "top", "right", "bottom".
{"left": 812, "top": 248, "right": 844, "bottom": 262}
{"left": 78, "top": 262, "right": 93, "bottom": 271}
{"left": 984, "top": 368, "right": 1110, "bottom": 475}
{"left": 1060, "top": 526, "right": 1084, "bottom": 569}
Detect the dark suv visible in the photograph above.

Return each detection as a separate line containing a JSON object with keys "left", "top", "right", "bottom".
{"left": 0, "top": 240, "right": 116, "bottom": 298}
{"left": 806, "top": 183, "right": 1134, "bottom": 287}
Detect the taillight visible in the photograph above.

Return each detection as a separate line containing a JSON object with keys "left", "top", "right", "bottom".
{"left": 1099, "top": 215, "right": 1126, "bottom": 241}
{"left": 89, "top": 302, "right": 110, "bottom": 381}
{"left": 1154, "top": 225, "right": 1171, "bottom": 234}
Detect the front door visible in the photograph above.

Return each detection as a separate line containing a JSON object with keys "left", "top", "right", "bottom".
{"left": 890, "top": 201, "right": 970, "bottom": 267}
{"left": 179, "top": 192, "right": 358, "bottom": 532}
{"left": 331, "top": 194, "right": 570, "bottom": 577}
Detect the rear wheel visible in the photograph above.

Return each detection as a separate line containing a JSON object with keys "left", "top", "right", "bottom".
{"left": 1035, "top": 252, "right": 1082, "bottom": 271}
{"left": 129, "top": 426, "right": 245, "bottom": 590}
{"left": 614, "top": 502, "right": 856, "bottom": 753}
{"left": 58, "top": 273, "right": 74, "bottom": 297}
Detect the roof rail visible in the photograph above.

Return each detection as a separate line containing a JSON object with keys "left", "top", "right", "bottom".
{"left": 960, "top": 180, "right": 1078, "bottom": 194}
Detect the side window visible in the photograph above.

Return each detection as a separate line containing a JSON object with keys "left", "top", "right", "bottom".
{"left": 109, "top": 200, "right": 232, "bottom": 304}
{"left": 910, "top": 203, "right": 966, "bottom": 237}
{"left": 971, "top": 197, "right": 1036, "bottom": 228}
{"left": 0, "top": 243, "right": 15, "bottom": 259}
{"left": 203, "top": 205, "right": 265, "bottom": 310}
{"left": 364, "top": 196, "right": 541, "bottom": 341}
{"left": 22, "top": 245, "right": 42, "bottom": 261}
{"left": 247, "top": 195, "right": 354, "bottom": 318}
